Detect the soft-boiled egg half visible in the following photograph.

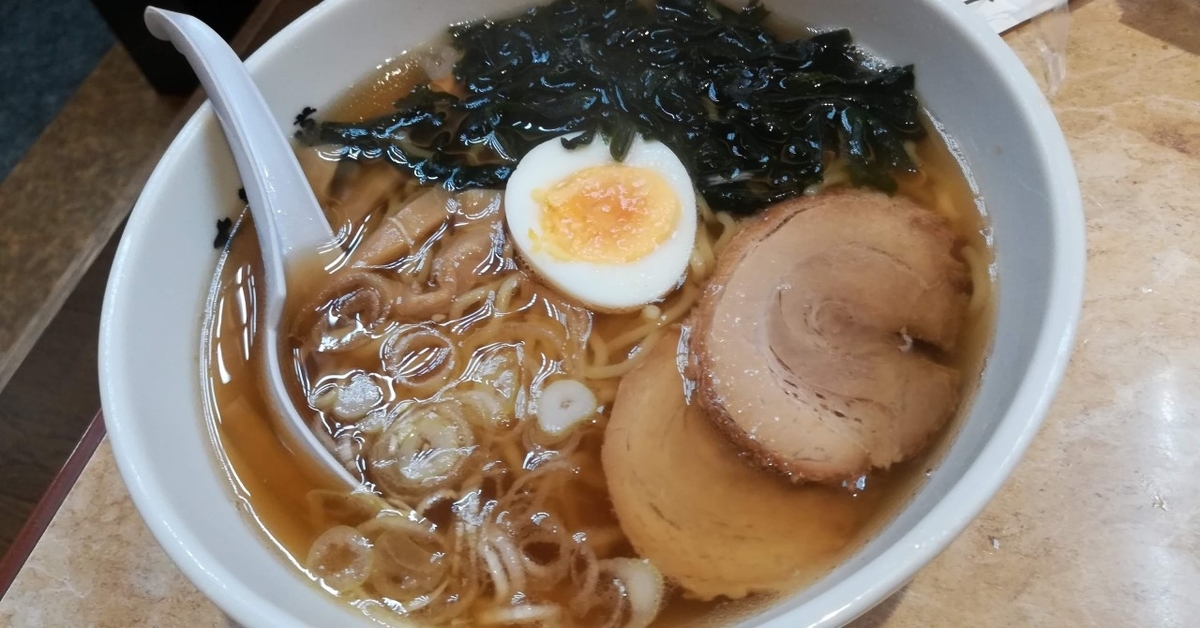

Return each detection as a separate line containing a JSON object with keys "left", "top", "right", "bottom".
{"left": 504, "top": 134, "right": 697, "bottom": 311}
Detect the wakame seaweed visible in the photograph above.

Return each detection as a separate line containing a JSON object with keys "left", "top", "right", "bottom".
{"left": 296, "top": 0, "right": 924, "bottom": 214}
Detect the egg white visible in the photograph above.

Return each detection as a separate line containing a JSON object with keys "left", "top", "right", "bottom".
{"left": 504, "top": 134, "right": 698, "bottom": 311}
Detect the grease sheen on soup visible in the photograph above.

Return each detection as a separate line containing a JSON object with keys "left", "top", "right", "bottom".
{"left": 201, "top": 4, "right": 995, "bottom": 626}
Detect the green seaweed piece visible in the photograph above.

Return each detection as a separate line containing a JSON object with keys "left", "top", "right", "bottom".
{"left": 296, "top": 0, "right": 924, "bottom": 214}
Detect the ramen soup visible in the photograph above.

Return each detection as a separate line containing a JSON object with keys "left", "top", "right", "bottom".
{"left": 202, "top": 1, "right": 994, "bottom": 625}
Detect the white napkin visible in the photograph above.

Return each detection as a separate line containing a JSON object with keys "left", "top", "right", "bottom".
{"left": 965, "top": 0, "right": 1063, "bottom": 32}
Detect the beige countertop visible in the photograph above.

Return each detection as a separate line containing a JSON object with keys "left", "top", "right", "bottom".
{"left": 2, "top": 0, "right": 1199, "bottom": 625}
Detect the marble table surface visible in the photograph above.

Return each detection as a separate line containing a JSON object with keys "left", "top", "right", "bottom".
{"left": 2, "top": 0, "right": 1199, "bottom": 625}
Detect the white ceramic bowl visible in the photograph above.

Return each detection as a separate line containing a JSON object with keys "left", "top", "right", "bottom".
{"left": 99, "top": 0, "right": 1084, "bottom": 625}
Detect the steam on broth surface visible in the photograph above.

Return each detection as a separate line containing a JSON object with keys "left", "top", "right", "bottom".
{"left": 202, "top": 1, "right": 994, "bottom": 625}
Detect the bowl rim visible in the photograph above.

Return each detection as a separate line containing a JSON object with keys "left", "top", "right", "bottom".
{"left": 98, "top": 1, "right": 1085, "bottom": 626}
{"left": 759, "top": 2, "right": 1085, "bottom": 625}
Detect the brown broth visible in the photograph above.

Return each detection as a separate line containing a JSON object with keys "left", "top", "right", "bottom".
{"left": 202, "top": 39, "right": 994, "bottom": 628}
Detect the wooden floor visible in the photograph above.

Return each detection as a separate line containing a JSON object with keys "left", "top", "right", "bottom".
{"left": 0, "top": 233, "right": 118, "bottom": 550}
{"left": 0, "top": 43, "right": 184, "bottom": 556}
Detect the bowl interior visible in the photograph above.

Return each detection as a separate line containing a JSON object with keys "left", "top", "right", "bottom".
{"left": 99, "top": 0, "right": 1083, "bottom": 626}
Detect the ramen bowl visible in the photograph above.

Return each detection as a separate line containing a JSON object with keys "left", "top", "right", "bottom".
{"left": 98, "top": 0, "right": 1084, "bottom": 625}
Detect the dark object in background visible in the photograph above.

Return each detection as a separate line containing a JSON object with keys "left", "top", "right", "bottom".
{"left": 89, "top": 0, "right": 261, "bottom": 95}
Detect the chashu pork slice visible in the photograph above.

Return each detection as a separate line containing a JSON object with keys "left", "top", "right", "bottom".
{"left": 689, "top": 189, "right": 971, "bottom": 484}
{"left": 602, "top": 329, "right": 870, "bottom": 601}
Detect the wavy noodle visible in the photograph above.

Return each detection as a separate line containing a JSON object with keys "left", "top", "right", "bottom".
{"left": 449, "top": 283, "right": 496, "bottom": 321}
{"left": 934, "top": 186, "right": 960, "bottom": 225}
{"left": 822, "top": 158, "right": 850, "bottom": 188}
{"left": 584, "top": 331, "right": 662, "bottom": 380}
{"left": 587, "top": 333, "right": 610, "bottom": 369}
{"left": 604, "top": 282, "right": 700, "bottom": 352}
{"left": 689, "top": 226, "right": 715, "bottom": 279}
{"left": 493, "top": 274, "right": 525, "bottom": 314}
{"left": 713, "top": 211, "right": 738, "bottom": 254}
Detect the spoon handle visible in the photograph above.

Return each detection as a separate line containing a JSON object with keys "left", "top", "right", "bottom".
{"left": 146, "top": 7, "right": 358, "bottom": 490}
{"left": 144, "top": 8, "right": 334, "bottom": 263}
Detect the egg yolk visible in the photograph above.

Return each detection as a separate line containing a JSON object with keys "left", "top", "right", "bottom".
{"left": 533, "top": 164, "right": 680, "bottom": 264}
